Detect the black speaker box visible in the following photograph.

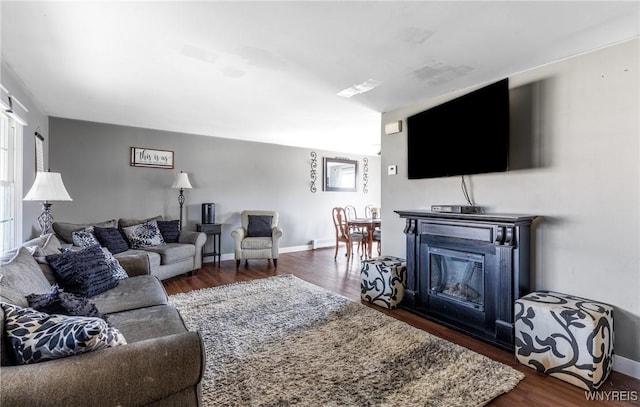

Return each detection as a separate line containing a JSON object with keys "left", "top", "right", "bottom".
{"left": 201, "top": 203, "right": 216, "bottom": 224}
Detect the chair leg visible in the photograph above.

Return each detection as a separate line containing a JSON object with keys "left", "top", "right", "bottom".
{"left": 334, "top": 242, "right": 339, "bottom": 260}
{"left": 273, "top": 259, "right": 278, "bottom": 267}
{"left": 245, "top": 260, "right": 249, "bottom": 267}
{"left": 236, "top": 259, "right": 240, "bottom": 268}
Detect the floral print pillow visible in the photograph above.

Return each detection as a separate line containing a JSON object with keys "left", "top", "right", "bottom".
{"left": 121, "top": 220, "right": 165, "bottom": 249}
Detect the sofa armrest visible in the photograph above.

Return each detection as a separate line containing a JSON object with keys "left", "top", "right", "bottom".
{"left": 178, "top": 231, "right": 206, "bottom": 248}
{"left": 178, "top": 231, "right": 206, "bottom": 269}
{"left": 1, "top": 331, "right": 204, "bottom": 407}
{"left": 272, "top": 226, "right": 284, "bottom": 257}
{"left": 115, "top": 252, "right": 151, "bottom": 277}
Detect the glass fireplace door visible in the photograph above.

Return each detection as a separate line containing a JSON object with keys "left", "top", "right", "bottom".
{"left": 429, "top": 247, "right": 485, "bottom": 310}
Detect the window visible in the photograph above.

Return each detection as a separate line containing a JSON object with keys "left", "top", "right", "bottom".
{"left": 0, "top": 111, "right": 23, "bottom": 252}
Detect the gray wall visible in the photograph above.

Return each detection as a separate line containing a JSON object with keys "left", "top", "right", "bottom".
{"left": 49, "top": 118, "right": 381, "bottom": 256}
{"left": 1, "top": 61, "right": 50, "bottom": 240}
{"left": 381, "top": 40, "right": 639, "bottom": 363}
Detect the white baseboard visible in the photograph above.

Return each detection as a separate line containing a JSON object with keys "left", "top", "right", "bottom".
{"left": 203, "top": 244, "right": 314, "bottom": 264}
{"left": 614, "top": 355, "right": 640, "bottom": 379}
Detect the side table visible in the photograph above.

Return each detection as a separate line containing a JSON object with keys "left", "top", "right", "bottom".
{"left": 196, "top": 223, "right": 222, "bottom": 267}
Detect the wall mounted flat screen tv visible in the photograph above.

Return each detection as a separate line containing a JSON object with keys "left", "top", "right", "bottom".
{"left": 407, "top": 79, "right": 509, "bottom": 179}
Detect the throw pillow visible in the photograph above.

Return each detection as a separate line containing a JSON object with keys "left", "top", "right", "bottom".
{"left": 121, "top": 220, "right": 165, "bottom": 249}
{"left": 246, "top": 215, "right": 273, "bottom": 237}
{"left": 23, "top": 233, "right": 62, "bottom": 257}
{"left": 93, "top": 227, "right": 129, "bottom": 254}
{"left": 157, "top": 220, "right": 180, "bottom": 243}
{"left": 26, "top": 284, "right": 109, "bottom": 323}
{"left": 0, "top": 247, "right": 52, "bottom": 296}
{"left": 101, "top": 248, "right": 128, "bottom": 280}
{"left": 0, "top": 276, "right": 29, "bottom": 308}
{"left": 46, "top": 245, "right": 119, "bottom": 297}
{"left": 72, "top": 229, "right": 99, "bottom": 248}
{"left": 0, "top": 302, "right": 126, "bottom": 365}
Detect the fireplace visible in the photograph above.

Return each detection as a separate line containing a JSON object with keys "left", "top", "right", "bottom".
{"left": 395, "top": 210, "right": 537, "bottom": 351}
{"left": 429, "top": 248, "right": 484, "bottom": 310}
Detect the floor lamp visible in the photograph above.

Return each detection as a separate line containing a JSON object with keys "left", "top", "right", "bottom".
{"left": 171, "top": 171, "right": 192, "bottom": 230}
{"left": 23, "top": 171, "right": 73, "bottom": 236}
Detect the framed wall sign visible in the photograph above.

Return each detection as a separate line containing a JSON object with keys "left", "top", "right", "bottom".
{"left": 130, "top": 147, "right": 174, "bottom": 169}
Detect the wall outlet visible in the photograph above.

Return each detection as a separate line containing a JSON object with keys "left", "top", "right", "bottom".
{"left": 388, "top": 165, "right": 397, "bottom": 175}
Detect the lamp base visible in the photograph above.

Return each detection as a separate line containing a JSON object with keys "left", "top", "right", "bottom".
{"left": 37, "top": 201, "right": 54, "bottom": 236}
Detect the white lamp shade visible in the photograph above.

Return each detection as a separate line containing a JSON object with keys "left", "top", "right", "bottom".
{"left": 171, "top": 172, "right": 193, "bottom": 189}
{"left": 23, "top": 172, "right": 72, "bottom": 201}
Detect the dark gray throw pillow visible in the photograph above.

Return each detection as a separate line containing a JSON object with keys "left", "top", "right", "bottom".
{"left": 246, "top": 215, "right": 273, "bottom": 237}
{"left": 26, "top": 284, "right": 109, "bottom": 324}
{"left": 46, "top": 245, "right": 119, "bottom": 297}
{"left": 93, "top": 227, "right": 129, "bottom": 254}
{"left": 157, "top": 220, "right": 180, "bottom": 243}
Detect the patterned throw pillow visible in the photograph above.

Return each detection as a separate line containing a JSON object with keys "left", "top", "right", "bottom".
{"left": 122, "top": 220, "right": 165, "bottom": 249}
{"left": 156, "top": 220, "right": 180, "bottom": 243}
{"left": 72, "top": 229, "right": 99, "bottom": 248}
{"left": 101, "top": 248, "right": 128, "bottom": 280}
{"left": 0, "top": 302, "right": 126, "bottom": 365}
{"left": 45, "top": 245, "right": 119, "bottom": 297}
{"left": 92, "top": 227, "right": 129, "bottom": 254}
{"left": 26, "top": 284, "right": 109, "bottom": 323}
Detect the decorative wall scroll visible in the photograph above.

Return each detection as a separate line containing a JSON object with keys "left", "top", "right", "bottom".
{"left": 130, "top": 147, "right": 174, "bottom": 169}
{"left": 310, "top": 151, "right": 318, "bottom": 193}
{"left": 362, "top": 157, "right": 369, "bottom": 194}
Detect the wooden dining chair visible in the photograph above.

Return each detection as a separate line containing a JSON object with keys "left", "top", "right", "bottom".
{"left": 331, "top": 207, "right": 365, "bottom": 260}
{"left": 365, "top": 205, "right": 381, "bottom": 256}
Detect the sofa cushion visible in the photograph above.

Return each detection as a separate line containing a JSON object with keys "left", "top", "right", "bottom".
{"left": 118, "top": 215, "right": 163, "bottom": 229}
{"left": 46, "top": 245, "right": 119, "bottom": 297}
{"left": 52, "top": 219, "right": 117, "bottom": 244}
{"left": 246, "top": 215, "right": 273, "bottom": 237}
{"left": 26, "top": 284, "right": 108, "bottom": 323}
{"left": 116, "top": 249, "right": 161, "bottom": 270}
{"left": 0, "top": 247, "right": 52, "bottom": 296}
{"left": 90, "top": 275, "right": 168, "bottom": 315}
{"left": 122, "top": 220, "right": 165, "bottom": 249}
{"left": 0, "top": 302, "right": 126, "bottom": 365}
{"left": 241, "top": 237, "right": 273, "bottom": 250}
{"left": 157, "top": 220, "right": 180, "bottom": 243}
{"left": 106, "top": 305, "right": 187, "bottom": 344}
{"left": 93, "top": 227, "right": 129, "bottom": 254}
{"left": 143, "top": 243, "right": 196, "bottom": 265}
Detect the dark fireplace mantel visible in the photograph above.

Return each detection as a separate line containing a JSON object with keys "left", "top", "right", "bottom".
{"left": 395, "top": 210, "right": 537, "bottom": 351}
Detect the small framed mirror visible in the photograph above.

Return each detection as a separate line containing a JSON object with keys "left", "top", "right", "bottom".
{"left": 323, "top": 157, "right": 358, "bottom": 192}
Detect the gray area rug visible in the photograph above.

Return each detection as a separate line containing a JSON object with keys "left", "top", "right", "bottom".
{"left": 169, "top": 275, "right": 524, "bottom": 406}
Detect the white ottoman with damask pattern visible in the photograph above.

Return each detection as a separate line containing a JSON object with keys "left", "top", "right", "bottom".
{"left": 515, "top": 291, "right": 614, "bottom": 390}
{"left": 360, "top": 256, "right": 406, "bottom": 309}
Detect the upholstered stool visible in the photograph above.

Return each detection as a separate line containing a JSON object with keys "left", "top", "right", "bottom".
{"left": 515, "top": 291, "right": 614, "bottom": 390}
{"left": 360, "top": 256, "right": 407, "bottom": 309}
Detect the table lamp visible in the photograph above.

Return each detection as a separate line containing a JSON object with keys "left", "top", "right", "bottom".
{"left": 23, "top": 171, "right": 72, "bottom": 236}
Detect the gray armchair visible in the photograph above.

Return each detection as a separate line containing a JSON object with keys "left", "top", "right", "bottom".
{"left": 231, "top": 210, "right": 283, "bottom": 268}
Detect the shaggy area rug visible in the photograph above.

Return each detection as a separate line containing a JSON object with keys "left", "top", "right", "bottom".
{"left": 169, "top": 275, "right": 524, "bottom": 406}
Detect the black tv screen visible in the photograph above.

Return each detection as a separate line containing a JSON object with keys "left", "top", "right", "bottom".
{"left": 407, "top": 79, "right": 509, "bottom": 179}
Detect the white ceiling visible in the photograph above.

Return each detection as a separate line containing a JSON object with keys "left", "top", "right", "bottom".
{"left": 1, "top": 1, "right": 638, "bottom": 155}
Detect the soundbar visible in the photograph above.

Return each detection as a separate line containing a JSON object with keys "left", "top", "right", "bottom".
{"left": 431, "top": 205, "right": 481, "bottom": 214}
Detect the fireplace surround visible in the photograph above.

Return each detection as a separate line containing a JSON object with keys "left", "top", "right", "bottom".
{"left": 395, "top": 210, "right": 537, "bottom": 351}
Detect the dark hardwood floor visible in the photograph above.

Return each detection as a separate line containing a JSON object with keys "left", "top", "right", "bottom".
{"left": 163, "top": 248, "right": 640, "bottom": 407}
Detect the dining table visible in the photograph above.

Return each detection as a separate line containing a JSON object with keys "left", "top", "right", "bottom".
{"left": 347, "top": 217, "right": 381, "bottom": 259}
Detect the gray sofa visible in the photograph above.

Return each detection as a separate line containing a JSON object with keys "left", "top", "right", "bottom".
{"left": 52, "top": 216, "right": 207, "bottom": 281}
{"left": 0, "top": 234, "right": 205, "bottom": 406}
